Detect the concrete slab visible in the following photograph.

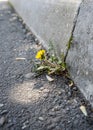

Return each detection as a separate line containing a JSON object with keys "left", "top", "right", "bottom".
{"left": 67, "top": 0, "right": 93, "bottom": 106}
{"left": 9, "top": 0, "right": 81, "bottom": 56}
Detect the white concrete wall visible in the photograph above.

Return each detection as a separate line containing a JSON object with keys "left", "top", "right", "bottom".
{"left": 9, "top": 0, "right": 81, "bottom": 56}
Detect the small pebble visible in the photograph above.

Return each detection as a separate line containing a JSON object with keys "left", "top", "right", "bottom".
{"left": 9, "top": 17, "right": 17, "bottom": 22}
{"left": 22, "top": 125, "right": 27, "bottom": 130}
{"left": 52, "top": 105, "right": 61, "bottom": 111}
{"left": 58, "top": 91, "right": 62, "bottom": 95}
{"left": 66, "top": 107, "right": 70, "bottom": 111}
{"left": 38, "top": 117, "right": 44, "bottom": 121}
{"left": 0, "top": 116, "right": 6, "bottom": 126}
{"left": 35, "top": 38, "right": 38, "bottom": 42}
{"left": 43, "top": 89, "right": 50, "bottom": 93}
{"left": 22, "top": 120, "right": 29, "bottom": 129}
{"left": 24, "top": 73, "right": 34, "bottom": 79}
{"left": 0, "top": 104, "right": 4, "bottom": 107}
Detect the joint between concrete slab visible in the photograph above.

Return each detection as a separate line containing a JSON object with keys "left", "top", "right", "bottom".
{"left": 65, "top": 0, "right": 83, "bottom": 62}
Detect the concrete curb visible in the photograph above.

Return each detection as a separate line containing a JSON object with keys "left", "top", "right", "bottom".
{"left": 67, "top": 0, "right": 93, "bottom": 107}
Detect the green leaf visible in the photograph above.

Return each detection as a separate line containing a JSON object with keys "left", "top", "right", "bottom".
{"left": 58, "top": 60, "right": 62, "bottom": 65}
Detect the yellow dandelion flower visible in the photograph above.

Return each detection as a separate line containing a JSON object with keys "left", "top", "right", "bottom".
{"left": 35, "top": 50, "right": 46, "bottom": 60}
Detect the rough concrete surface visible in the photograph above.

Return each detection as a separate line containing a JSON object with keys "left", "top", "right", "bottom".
{"left": 9, "top": 0, "right": 81, "bottom": 56}
{"left": 67, "top": 0, "right": 93, "bottom": 107}
{"left": 0, "top": 1, "right": 93, "bottom": 130}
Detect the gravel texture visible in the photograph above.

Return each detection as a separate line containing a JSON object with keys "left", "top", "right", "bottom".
{"left": 0, "top": 1, "right": 93, "bottom": 130}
